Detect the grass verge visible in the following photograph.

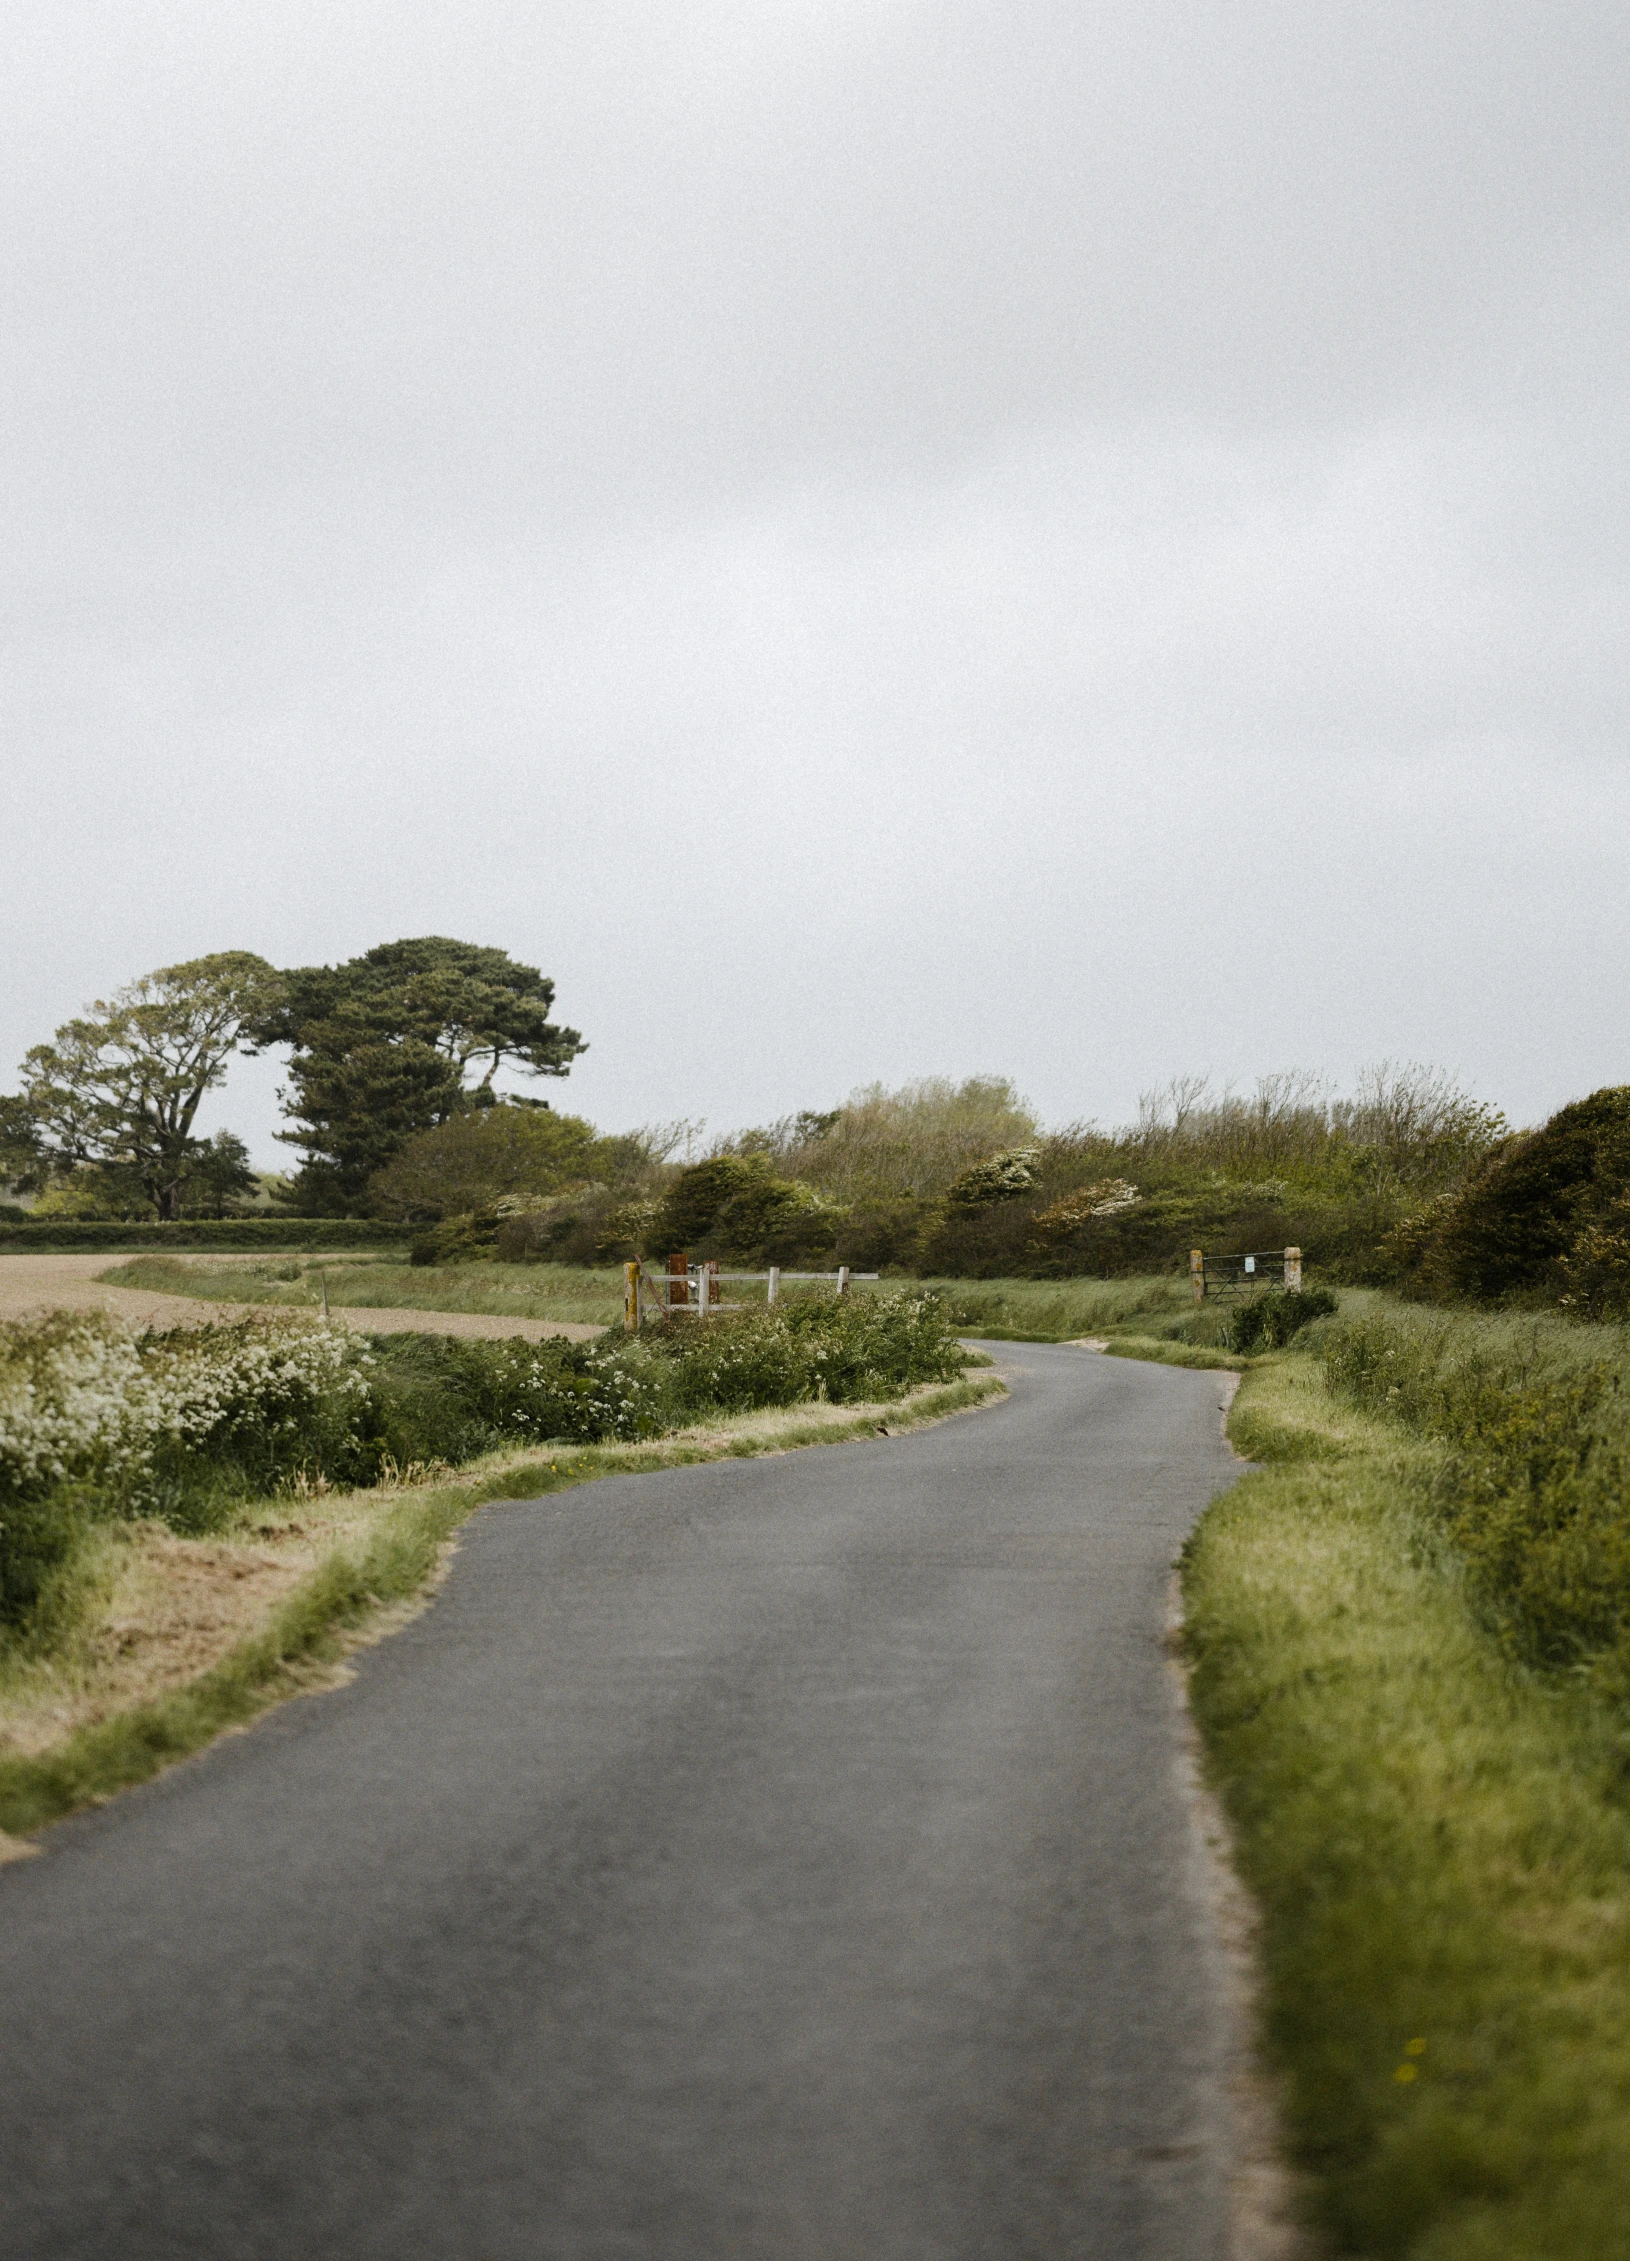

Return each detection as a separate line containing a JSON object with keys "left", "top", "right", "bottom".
{"left": 1184, "top": 1348, "right": 1630, "bottom": 2258}
{"left": 1099, "top": 1334, "right": 1247, "bottom": 1372}
{"left": 0, "top": 1371, "right": 1003, "bottom": 1845}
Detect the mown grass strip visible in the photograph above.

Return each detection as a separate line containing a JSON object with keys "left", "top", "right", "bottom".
{"left": 1099, "top": 1333, "right": 1248, "bottom": 1371}
{"left": 1184, "top": 1351, "right": 1630, "bottom": 2260}
{"left": 0, "top": 1373, "right": 1002, "bottom": 1841}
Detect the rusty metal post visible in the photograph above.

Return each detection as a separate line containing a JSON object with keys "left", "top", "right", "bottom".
{"left": 667, "top": 1252, "right": 689, "bottom": 1310}
{"left": 1190, "top": 1248, "right": 1205, "bottom": 1304}
{"left": 624, "top": 1261, "right": 640, "bottom": 1331}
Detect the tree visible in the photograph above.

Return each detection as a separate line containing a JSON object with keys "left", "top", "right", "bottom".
{"left": 366, "top": 1105, "right": 601, "bottom": 1221}
{"left": 17, "top": 954, "right": 278, "bottom": 1220}
{"left": 178, "top": 1131, "right": 260, "bottom": 1219}
{"left": 247, "top": 937, "right": 586, "bottom": 1214}
{"left": 0, "top": 1095, "right": 48, "bottom": 1195}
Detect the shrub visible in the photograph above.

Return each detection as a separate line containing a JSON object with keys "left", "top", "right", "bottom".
{"left": 943, "top": 1147, "right": 1042, "bottom": 1209}
{"left": 366, "top": 1104, "right": 602, "bottom": 1222}
{"left": 1224, "top": 1285, "right": 1337, "bottom": 1353}
{"left": 650, "top": 1155, "right": 834, "bottom": 1262}
{"left": 1400, "top": 1088, "right": 1630, "bottom": 1303}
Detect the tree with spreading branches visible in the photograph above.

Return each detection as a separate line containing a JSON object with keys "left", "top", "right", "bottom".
{"left": 246, "top": 937, "right": 586, "bottom": 1213}
{"left": 15, "top": 953, "right": 279, "bottom": 1220}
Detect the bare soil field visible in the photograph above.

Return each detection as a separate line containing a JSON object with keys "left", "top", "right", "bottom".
{"left": 0, "top": 1253, "right": 601, "bottom": 1342}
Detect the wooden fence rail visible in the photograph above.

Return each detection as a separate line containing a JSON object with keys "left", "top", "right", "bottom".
{"left": 623, "top": 1258, "right": 880, "bottom": 1330}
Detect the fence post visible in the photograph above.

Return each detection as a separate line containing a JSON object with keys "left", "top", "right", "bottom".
{"left": 697, "top": 1262, "right": 712, "bottom": 1318}
{"left": 624, "top": 1261, "right": 639, "bottom": 1332}
{"left": 836, "top": 1265, "right": 850, "bottom": 1297}
{"left": 1190, "top": 1249, "right": 1205, "bottom": 1304}
{"left": 767, "top": 1265, "right": 780, "bottom": 1307}
{"left": 1284, "top": 1246, "right": 1303, "bottom": 1292}
{"left": 668, "top": 1252, "right": 689, "bottom": 1310}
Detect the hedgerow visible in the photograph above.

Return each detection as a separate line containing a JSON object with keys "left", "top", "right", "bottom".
{"left": 0, "top": 1293, "right": 965, "bottom": 1642}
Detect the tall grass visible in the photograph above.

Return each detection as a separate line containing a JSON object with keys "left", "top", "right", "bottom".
{"left": 917, "top": 1274, "right": 1197, "bottom": 1338}
{"left": 1185, "top": 1398, "right": 1630, "bottom": 2261}
{"left": 103, "top": 1254, "right": 629, "bottom": 1327}
{"left": 1323, "top": 1303, "right": 1630, "bottom": 1686}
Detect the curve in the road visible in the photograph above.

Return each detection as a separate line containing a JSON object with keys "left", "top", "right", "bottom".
{"left": 0, "top": 1340, "right": 1245, "bottom": 2261}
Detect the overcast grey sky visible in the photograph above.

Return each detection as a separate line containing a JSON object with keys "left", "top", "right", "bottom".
{"left": 5, "top": 2, "right": 1627, "bottom": 1159}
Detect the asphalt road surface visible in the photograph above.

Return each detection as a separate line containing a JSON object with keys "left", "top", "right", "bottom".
{"left": 1, "top": 1341, "right": 1246, "bottom": 2260}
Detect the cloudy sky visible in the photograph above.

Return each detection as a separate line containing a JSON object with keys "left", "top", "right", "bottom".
{"left": 5, "top": 2, "right": 1627, "bottom": 1158}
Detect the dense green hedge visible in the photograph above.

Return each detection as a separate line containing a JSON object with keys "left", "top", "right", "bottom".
{"left": 0, "top": 1219, "right": 414, "bottom": 1254}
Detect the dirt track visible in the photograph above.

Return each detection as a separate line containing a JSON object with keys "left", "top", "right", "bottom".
{"left": 0, "top": 1255, "right": 602, "bottom": 1343}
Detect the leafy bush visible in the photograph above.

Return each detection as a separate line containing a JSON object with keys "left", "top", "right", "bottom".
{"left": 1228, "top": 1286, "right": 1337, "bottom": 1353}
{"left": 943, "top": 1147, "right": 1041, "bottom": 1209}
{"left": 1391, "top": 1087, "right": 1630, "bottom": 1304}
{"left": 365, "top": 1104, "right": 603, "bottom": 1222}
{"left": 649, "top": 1154, "right": 835, "bottom": 1262}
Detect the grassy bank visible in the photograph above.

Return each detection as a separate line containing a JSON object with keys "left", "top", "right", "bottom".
{"left": 0, "top": 1369, "right": 1003, "bottom": 1846}
{"left": 1184, "top": 1329, "right": 1630, "bottom": 2257}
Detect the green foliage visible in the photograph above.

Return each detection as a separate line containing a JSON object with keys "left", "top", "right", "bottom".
{"left": 176, "top": 1131, "right": 259, "bottom": 1218}
{"left": 748, "top": 1077, "right": 1041, "bottom": 1203}
{"left": 0, "top": 1094, "right": 47, "bottom": 1195}
{"left": 12, "top": 951, "right": 277, "bottom": 1220}
{"left": 367, "top": 1104, "right": 602, "bottom": 1221}
{"left": 1227, "top": 1285, "right": 1338, "bottom": 1353}
{"left": 248, "top": 936, "right": 586, "bottom": 1212}
{"left": 943, "top": 1146, "right": 1042, "bottom": 1208}
{"left": 1394, "top": 1087, "right": 1630, "bottom": 1306}
{"left": 1185, "top": 1428, "right": 1630, "bottom": 2260}
{"left": 0, "top": 1484, "right": 85, "bottom": 1637}
{"left": 650, "top": 1153, "right": 834, "bottom": 1261}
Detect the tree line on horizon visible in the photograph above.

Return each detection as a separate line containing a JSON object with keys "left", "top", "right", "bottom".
{"left": 7, "top": 942, "right": 1626, "bottom": 1308}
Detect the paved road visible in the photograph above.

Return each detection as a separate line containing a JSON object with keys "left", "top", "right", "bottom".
{"left": 0, "top": 1342, "right": 1244, "bottom": 2260}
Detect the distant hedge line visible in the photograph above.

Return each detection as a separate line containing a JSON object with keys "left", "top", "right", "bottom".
{"left": 0, "top": 1220, "right": 415, "bottom": 1254}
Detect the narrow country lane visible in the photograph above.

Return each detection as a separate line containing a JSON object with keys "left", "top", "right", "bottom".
{"left": 0, "top": 1342, "right": 1245, "bottom": 2260}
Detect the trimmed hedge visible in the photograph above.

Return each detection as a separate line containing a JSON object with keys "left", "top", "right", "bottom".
{"left": 0, "top": 1219, "right": 414, "bottom": 1254}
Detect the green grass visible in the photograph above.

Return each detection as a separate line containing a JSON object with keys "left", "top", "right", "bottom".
{"left": 1184, "top": 1344, "right": 1630, "bottom": 2257}
{"left": 0, "top": 1371, "right": 1004, "bottom": 1841}
{"left": 917, "top": 1274, "right": 1201, "bottom": 1339}
{"left": 101, "top": 1254, "right": 630, "bottom": 1327}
